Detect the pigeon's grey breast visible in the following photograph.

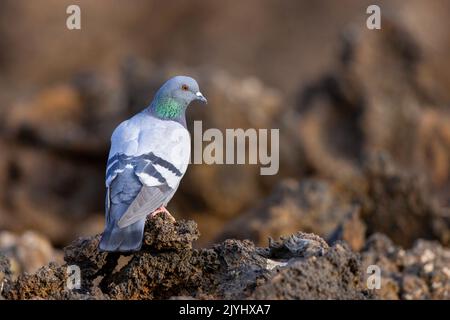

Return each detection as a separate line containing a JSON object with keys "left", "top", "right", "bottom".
{"left": 105, "top": 111, "right": 191, "bottom": 228}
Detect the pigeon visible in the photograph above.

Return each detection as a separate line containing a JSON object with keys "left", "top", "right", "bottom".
{"left": 99, "top": 76, "right": 207, "bottom": 252}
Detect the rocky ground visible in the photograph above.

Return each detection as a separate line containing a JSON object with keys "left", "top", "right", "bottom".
{"left": 1, "top": 210, "right": 448, "bottom": 300}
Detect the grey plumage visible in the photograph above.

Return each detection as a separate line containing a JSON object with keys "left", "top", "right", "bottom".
{"left": 102, "top": 164, "right": 144, "bottom": 248}
{"left": 99, "top": 76, "right": 206, "bottom": 252}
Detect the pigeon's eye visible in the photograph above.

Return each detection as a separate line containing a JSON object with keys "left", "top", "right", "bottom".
{"left": 181, "top": 84, "right": 189, "bottom": 91}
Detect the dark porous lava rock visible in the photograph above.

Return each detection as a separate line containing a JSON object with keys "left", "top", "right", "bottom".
{"left": 0, "top": 215, "right": 369, "bottom": 300}
{"left": 360, "top": 154, "right": 450, "bottom": 248}
{"left": 216, "top": 179, "right": 355, "bottom": 247}
{"left": 0, "top": 254, "right": 12, "bottom": 299}
{"left": 2, "top": 214, "right": 448, "bottom": 300}
{"left": 361, "top": 234, "right": 450, "bottom": 300}
{"left": 251, "top": 242, "right": 370, "bottom": 300}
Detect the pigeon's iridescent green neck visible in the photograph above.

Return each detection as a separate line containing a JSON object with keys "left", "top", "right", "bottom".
{"left": 151, "top": 97, "right": 185, "bottom": 120}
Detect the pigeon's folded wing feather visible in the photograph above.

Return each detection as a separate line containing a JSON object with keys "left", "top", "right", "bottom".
{"left": 116, "top": 185, "right": 170, "bottom": 227}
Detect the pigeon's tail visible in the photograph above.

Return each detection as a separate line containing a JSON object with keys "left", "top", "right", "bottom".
{"left": 99, "top": 218, "right": 145, "bottom": 252}
{"left": 99, "top": 203, "right": 146, "bottom": 252}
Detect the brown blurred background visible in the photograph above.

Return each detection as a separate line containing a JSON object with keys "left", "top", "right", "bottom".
{"left": 0, "top": 0, "right": 449, "bottom": 274}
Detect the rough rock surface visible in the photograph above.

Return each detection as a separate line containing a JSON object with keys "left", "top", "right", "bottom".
{"left": 0, "top": 254, "right": 11, "bottom": 299}
{"left": 0, "top": 231, "right": 62, "bottom": 278}
{"left": 0, "top": 214, "right": 358, "bottom": 299}
{"left": 359, "top": 155, "right": 450, "bottom": 248}
{"left": 361, "top": 234, "right": 450, "bottom": 300}
{"left": 2, "top": 214, "right": 448, "bottom": 300}
{"left": 216, "top": 179, "right": 355, "bottom": 247}
{"left": 219, "top": 155, "right": 449, "bottom": 249}
{"left": 251, "top": 242, "right": 369, "bottom": 299}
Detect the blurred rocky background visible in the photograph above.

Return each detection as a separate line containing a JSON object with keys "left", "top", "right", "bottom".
{"left": 0, "top": 0, "right": 449, "bottom": 299}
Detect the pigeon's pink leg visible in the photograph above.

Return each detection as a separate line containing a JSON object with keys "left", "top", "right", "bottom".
{"left": 150, "top": 206, "right": 176, "bottom": 222}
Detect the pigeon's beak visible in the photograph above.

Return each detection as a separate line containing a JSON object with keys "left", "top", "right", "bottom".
{"left": 195, "top": 91, "right": 207, "bottom": 104}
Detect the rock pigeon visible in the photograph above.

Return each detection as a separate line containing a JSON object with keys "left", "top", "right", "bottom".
{"left": 99, "top": 76, "right": 207, "bottom": 252}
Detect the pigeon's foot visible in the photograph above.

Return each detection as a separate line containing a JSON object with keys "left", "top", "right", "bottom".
{"left": 150, "top": 206, "right": 176, "bottom": 222}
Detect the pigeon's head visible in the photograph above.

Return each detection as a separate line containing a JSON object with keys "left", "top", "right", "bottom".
{"left": 150, "top": 76, "right": 207, "bottom": 121}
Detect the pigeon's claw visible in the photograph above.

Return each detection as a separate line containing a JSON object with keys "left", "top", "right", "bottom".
{"left": 150, "top": 206, "right": 176, "bottom": 222}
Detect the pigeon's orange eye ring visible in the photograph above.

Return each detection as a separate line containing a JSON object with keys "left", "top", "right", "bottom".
{"left": 181, "top": 84, "right": 189, "bottom": 91}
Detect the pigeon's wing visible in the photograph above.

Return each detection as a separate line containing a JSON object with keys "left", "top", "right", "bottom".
{"left": 105, "top": 114, "right": 191, "bottom": 229}
{"left": 101, "top": 163, "right": 146, "bottom": 252}
{"left": 116, "top": 152, "right": 186, "bottom": 228}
